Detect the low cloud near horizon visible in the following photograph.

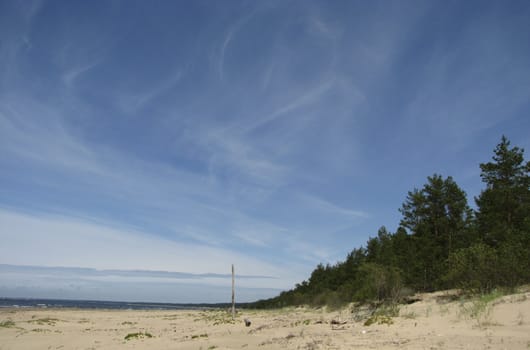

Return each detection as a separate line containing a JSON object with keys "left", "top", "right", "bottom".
{"left": 0, "top": 263, "right": 281, "bottom": 303}
{"left": 0, "top": 209, "right": 295, "bottom": 303}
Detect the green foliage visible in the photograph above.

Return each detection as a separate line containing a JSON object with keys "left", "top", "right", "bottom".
{"left": 364, "top": 314, "right": 393, "bottom": 326}
{"left": 446, "top": 241, "right": 530, "bottom": 293}
{"left": 28, "top": 318, "right": 60, "bottom": 326}
{"left": 363, "top": 304, "right": 399, "bottom": 326}
{"left": 495, "top": 241, "right": 530, "bottom": 288}
{"left": 249, "top": 136, "right": 529, "bottom": 310}
{"left": 445, "top": 243, "right": 498, "bottom": 294}
{"left": 459, "top": 290, "right": 504, "bottom": 328}
{"left": 399, "top": 174, "right": 474, "bottom": 291}
{"left": 196, "top": 310, "right": 236, "bottom": 325}
{"left": 476, "top": 135, "right": 530, "bottom": 247}
{"left": 124, "top": 332, "right": 153, "bottom": 340}
{"left": 353, "top": 263, "right": 402, "bottom": 303}
{"left": 0, "top": 320, "right": 16, "bottom": 328}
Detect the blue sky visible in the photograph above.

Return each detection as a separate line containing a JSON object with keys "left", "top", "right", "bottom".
{"left": 1, "top": 0, "right": 529, "bottom": 303}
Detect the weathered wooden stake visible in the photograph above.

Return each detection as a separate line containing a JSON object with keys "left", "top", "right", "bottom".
{"left": 231, "top": 264, "right": 235, "bottom": 319}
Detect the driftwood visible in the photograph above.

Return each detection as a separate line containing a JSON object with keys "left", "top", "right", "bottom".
{"left": 330, "top": 319, "right": 347, "bottom": 325}
{"left": 331, "top": 319, "right": 348, "bottom": 331}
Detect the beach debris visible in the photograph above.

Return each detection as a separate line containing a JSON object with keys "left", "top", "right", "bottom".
{"left": 331, "top": 319, "right": 348, "bottom": 330}
{"left": 330, "top": 319, "right": 347, "bottom": 325}
{"left": 244, "top": 318, "right": 251, "bottom": 327}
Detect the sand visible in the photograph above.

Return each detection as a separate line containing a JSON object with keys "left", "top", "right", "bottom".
{"left": 1, "top": 289, "right": 529, "bottom": 350}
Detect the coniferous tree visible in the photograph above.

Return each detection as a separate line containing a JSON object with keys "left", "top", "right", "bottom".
{"left": 392, "top": 226, "right": 416, "bottom": 287}
{"left": 475, "top": 136, "right": 530, "bottom": 246}
{"left": 475, "top": 136, "right": 530, "bottom": 286}
{"left": 399, "top": 174, "right": 473, "bottom": 290}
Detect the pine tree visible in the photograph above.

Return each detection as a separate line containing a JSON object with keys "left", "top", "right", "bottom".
{"left": 476, "top": 135, "right": 530, "bottom": 246}
{"left": 399, "top": 174, "right": 473, "bottom": 290}
{"left": 475, "top": 136, "right": 530, "bottom": 287}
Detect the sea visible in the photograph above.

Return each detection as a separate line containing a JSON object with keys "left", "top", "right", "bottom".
{"left": 0, "top": 298, "right": 227, "bottom": 310}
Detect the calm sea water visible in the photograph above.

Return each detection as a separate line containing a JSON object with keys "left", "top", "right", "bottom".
{"left": 0, "top": 298, "right": 225, "bottom": 310}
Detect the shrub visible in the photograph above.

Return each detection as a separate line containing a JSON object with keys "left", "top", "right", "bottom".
{"left": 496, "top": 241, "right": 529, "bottom": 288}
{"left": 446, "top": 241, "right": 530, "bottom": 294}
{"left": 354, "top": 263, "right": 403, "bottom": 303}
{"left": 445, "top": 243, "right": 498, "bottom": 294}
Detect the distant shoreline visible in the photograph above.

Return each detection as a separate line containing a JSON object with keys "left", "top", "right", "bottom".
{"left": 0, "top": 297, "right": 233, "bottom": 311}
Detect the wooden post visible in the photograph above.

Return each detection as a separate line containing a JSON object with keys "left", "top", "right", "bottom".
{"left": 231, "top": 264, "right": 235, "bottom": 319}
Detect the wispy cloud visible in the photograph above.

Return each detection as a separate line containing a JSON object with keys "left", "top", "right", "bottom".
{"left": 0, "top": 1, "right": 42, "bottom": 87}
{"left": 0, "top": 97, "right": 105, "bottom": 175}
{"left": 62, "top": 60, "right": 101, "bottom": 87}
{"left": 114, "top": 69, "right": 184, "bottom": 114}
{"left": 300, "top": 193, "right": 369, "bottom": 220}
{"left": 0, "top": 209, "right": 296, "bottom": 286}
{"left": 218, "top": 28, "right": 234, "bottom": 82}
{"left": 0, "top": 89, "right": 361, "bottom": 271}
{"left": 205, "top": 132, "right": 290, "bottom": 188}
{"left": 242, "top": 79, "right": 336, "bottom": 133}
{"left": 216, "top": 7, "right": 263, "bottom": 82}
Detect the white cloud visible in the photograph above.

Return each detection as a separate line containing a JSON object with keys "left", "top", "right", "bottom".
{"left": 0, "top": 266, "right": 282, "bottom": 303}
{"left": 62, "top": 60, "right": 101, "bottom": 87}
{"left": 243, "top": 79, "right": 336, "bottom": 133}
{"left": 0, "top": 97, "right": 107, "bottom": 176}
{"left": 114, "top": 69, "right": 184, "bottom": 114}
{"left": 205, "top": 132, "right": 289, "bottom": 187}
{"left": 299, "top": 193, "right": 369, "bottom": 220}
{"left": 218, "top": 28, "right": 234, "bottom": 82}
{"left": 0, "top": 209, "right": 300, "bottom": 291}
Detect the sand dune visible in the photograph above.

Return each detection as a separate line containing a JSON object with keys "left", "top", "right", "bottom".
{"left": 1, "top": 289, "right": 529, "bottom": 349}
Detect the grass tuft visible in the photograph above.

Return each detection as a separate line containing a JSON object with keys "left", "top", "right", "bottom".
{"left": 459, "top": 289, "right": 504, "bottom": 328}
{"left": 0, "top": 320, "right": 16, "bottom": 328}
{"left": 191, "top": 333, "right": 208, "bottom": 339}
{"left": 28, "top": 317, "right": 60, "bottom": 326}
{"left": 124, "top": 332, "right": 153, "bottom": 340}
{"left": 363, "top": 303, "right": 399, "bottom": 326}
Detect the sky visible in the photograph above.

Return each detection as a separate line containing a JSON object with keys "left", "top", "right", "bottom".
{"left": 1, "top": 0, "right": 529, "bottom": 303}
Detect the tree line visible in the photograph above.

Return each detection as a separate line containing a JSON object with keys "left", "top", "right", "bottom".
{"left": 250, "top": 136, "right": 530, "bottom": 308}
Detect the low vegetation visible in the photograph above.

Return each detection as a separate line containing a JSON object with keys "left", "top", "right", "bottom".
{"left": 191, "top": 333, "right": 208, "bottom": 339}
{"left": 458, "top": 289, "right": 505, "bottom": 328}
{"left": 0, "top": 320, "right": 16, "bottom": 328}
{"left": 27, "top": 318, "right": 60, "bottom": 326}
{"left": 124, "top": 332, "right": 153, "bottom": 340}
{"left": 195, "top": 310, "right": 236, "bottom": 325}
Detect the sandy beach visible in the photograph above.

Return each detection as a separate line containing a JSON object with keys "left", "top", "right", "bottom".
{"left": 1, "top": 289, "right": 529, "bottom": 350}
